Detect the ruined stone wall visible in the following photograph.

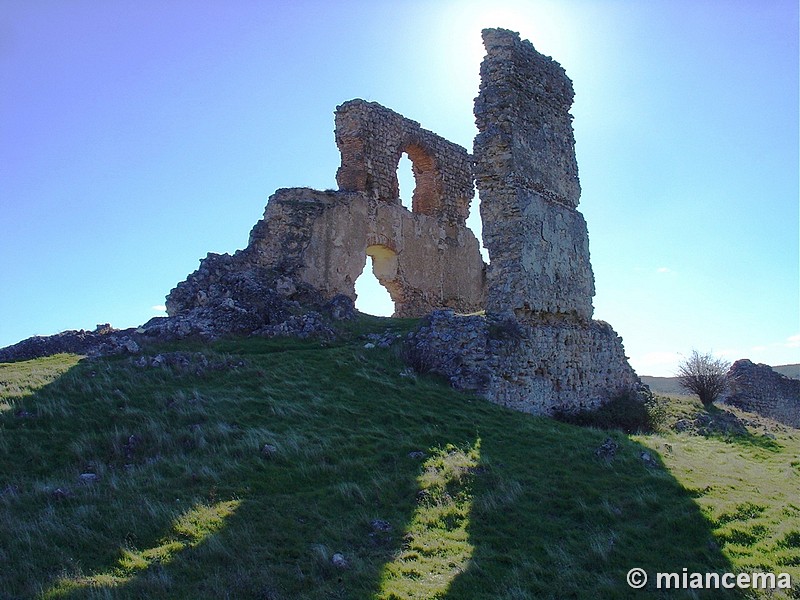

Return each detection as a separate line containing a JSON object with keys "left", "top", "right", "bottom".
{"left": 408, "top": 310, "right": 641, "bottom": 413}
{"left": 475, "top": 28, "right": 593, "bottom": 319}
{"left": 726, "top": 359, "right": 800, "bottom": 427}
{"left": 247, "top": 187, "right": 485, "bottom": 316}
{"left": 169, "top": 182, "right": 485, "bottom": 320}
{"left": 336, "top": 100, "right": 474, "bottom": 225}
{"left": 167, "top": 99, "right": 487, "bottom": 321}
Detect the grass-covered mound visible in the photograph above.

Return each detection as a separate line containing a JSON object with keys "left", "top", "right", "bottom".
{"left": 1, "top": 316, "right": 798, "bottom": 598}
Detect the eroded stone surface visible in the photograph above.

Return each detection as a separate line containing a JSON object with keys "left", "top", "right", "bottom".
{"left": 335, "top": 99, "right": 474, "bottom": 224}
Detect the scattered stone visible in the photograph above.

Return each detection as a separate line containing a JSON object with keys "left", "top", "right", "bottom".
{"left": 79, "top": 473, "right": 99, "bottom": 484}
{"left": 407, "top": 451, "right": 426, "bottom": 460}
{"left": 51, "top": 487, "right": 71, "bottom": 500}
{"left": 324, "top": 294, "right": 355, "bottom": 321}
{"left": 595, "top": 438, "right": 619, "bottom": 460}
{"left": 261, "top": 443, "right": 278, "bottom": 458}
{"left": 694, "top": 414, "right": 712, "bottom": 427}
{"left": 0, "top": 325, "right": 141, "bottom": 363}
{"left": 370, "top": 519, "right": 392, "bottom": 533}
{"left": 639, "top": 452, "right": 658, "bottom": 468}
{"left": 363, "top": 342, "right": 375, "bottom": 349}
{"left": 364, "top": 330, "right": 403, "bottom": 349}
{"left": 331, "top": 553, "right": 349, "bottom": 569}
{"left": 679, "top": 410, "right": 750, "bottom": 438}
{"left": 275, "top": 276, "right": 297, "bottom": 297}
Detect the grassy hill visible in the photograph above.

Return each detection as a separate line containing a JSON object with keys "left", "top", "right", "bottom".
{"left": 1, "top": 316, "right": 798, "bottom": 599}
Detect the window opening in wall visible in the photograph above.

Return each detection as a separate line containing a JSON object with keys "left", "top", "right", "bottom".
{"left": 354, "top": 255, "right": 394, "bottom": 317}
{"left": 469, "top": 192, "right": 490, "bottom": 263}
{"left": 397, "top": 152, "right": 414, "bottom": 210}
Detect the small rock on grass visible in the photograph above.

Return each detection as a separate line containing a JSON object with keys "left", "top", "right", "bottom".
{"left": 261, "top": 443, "right": 278, "bottom": 458}
{"left": 331, "top": 553, "right": 349, "bottom": 569}
{"left": 594, "top": 438, "right": 618, "bottom": 460}
{"left": 371, "top": 519, "right": 392, "bottom": 533}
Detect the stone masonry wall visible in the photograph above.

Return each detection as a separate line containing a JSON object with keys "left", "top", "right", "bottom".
{"left": 246, "top": 187, "right": 485, "bottom": 317}
{"left": 335, "top": 99, "right": 474, "bottom": 225}
{"left": 475, "top": 28, "right": 593, "bottom": 319}
{"left": 726, "top": 359, "right": 800, "bottom": 427}
{"left": 407, "top": 310, "right": 641, "bottom": 414}
{"left": 168, "top": 98, "right": 487, "bottom": 321}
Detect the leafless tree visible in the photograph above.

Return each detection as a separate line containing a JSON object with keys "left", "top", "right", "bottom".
{"left": 676, "top": 350, "right": 731, "bottom": 406}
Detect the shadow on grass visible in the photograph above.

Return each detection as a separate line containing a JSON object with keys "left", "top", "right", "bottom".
{"left": 0, "top": 347, "right": 750, "bottom": 599}
{"left": 440, "top": 421, "right": 745, "bottom": 599}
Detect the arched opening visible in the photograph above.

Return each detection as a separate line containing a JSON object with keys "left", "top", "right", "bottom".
{"left": 404, "top": 144, "right": 440, "bottom": 216}
{"left": 354, "top": 245, "right": 400, "bottom": 317}
{"left": 394, "top": 144, "right": 441, "bottom": 216}
{"left": 397, "top": 153, "right": 414, "bottom": 210}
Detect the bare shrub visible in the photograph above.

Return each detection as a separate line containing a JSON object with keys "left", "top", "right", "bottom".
{"left": 676, "top": 350, "right": 730, "bottom": 406}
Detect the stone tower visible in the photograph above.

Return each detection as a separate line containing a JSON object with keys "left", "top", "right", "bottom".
{"left": 475, "top": 28, "right": 594, "bottom": 321}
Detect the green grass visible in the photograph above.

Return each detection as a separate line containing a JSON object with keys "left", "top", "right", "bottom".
{"left": 0, "top": 318, "right": 797, "bottom": 599}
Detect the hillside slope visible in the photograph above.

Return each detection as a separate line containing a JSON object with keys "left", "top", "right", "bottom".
{"left": 1, "top": 317, "right": 798, "bottom": 599}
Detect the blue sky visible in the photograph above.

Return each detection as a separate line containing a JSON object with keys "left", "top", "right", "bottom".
{"left": 1, "top": 0, "right": 797, "bottom": 376}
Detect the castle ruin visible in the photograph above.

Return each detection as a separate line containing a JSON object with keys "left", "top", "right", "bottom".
{"left": 162, "top": 29, "right": 641, "bottom": 414}
{"left": 0, "top": 29, "right": 642, "bottom": 413}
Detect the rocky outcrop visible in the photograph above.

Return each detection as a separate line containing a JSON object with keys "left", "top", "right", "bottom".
{"left": 726, "top": 359, "right": 800, "bottom": 427}
{"left": 0, "top": 324, "right": 140, "bottom": 363}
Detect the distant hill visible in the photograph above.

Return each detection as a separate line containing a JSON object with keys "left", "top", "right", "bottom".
{"left": 773, "top": 363, "right": 800, "bottom": 379}
{"left": 643, "top": 363, "right": 799, "bottom": 396}
{"left": 640, "top": 375, "right": 689, "bottom": 396}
